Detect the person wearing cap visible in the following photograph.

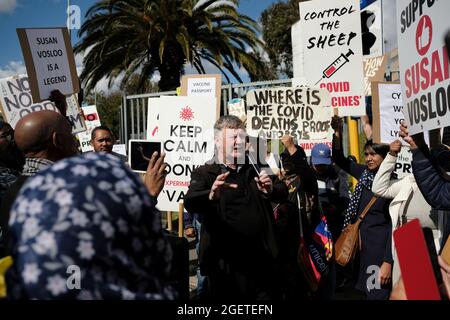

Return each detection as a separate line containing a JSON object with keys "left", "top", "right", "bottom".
{"left": 310, "top": 143, "right": 350, "bottom": 242}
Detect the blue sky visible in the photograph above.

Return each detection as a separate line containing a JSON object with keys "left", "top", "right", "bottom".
{"left": 0, "top": 0, "right": 397, "bottom": 89}
{"left": 0, "top": 0, "right": 278, "bottom": 86}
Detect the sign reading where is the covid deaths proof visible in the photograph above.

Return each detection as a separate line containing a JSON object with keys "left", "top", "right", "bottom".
{"left": 17, "top": 27, "right": 79, "bottom": 103}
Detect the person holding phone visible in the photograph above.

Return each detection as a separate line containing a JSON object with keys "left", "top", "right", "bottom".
{"left": 184, "top": 115, "right": 288, "bottom": 300}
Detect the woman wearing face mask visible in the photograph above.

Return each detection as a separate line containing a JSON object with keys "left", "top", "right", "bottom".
{"left": 331, "top": 116, "right": 392, "bottom": 300}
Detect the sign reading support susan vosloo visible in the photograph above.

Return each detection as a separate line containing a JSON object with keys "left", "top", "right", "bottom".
{"left": 17, "top": 27, "right": 79, "bottom": 103}
{"left": 299, "top": 0, "right": 365, "bottom": 116}
{"left": 397, "top": 0, "right": 450, "bottom": 135}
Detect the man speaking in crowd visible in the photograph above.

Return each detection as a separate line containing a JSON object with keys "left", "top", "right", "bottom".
{"left": 184, "top": 115, "right": 288, "bottom": 300}
{"left": 90, "top": 126, "right": 127, "bottom": 162}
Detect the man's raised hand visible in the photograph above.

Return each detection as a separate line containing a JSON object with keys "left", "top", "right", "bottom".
{"left": 208, "top": 172, "right": 238, "bottom": 201}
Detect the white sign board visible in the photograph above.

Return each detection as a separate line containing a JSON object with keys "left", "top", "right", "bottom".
{"left": 157, "top": 96, "right": 216, "bottom": 212}
{"left": 181, "top": 74, "right": 221, "bottom": 119}
{"left": 397, "top": 0, "right": 450, "bottom": 135}
{"left": 113, "top": 144, "right": 127, "bottom": 156}
{"left": 300, "top": 0, "right": 366, "bottom": 116}
{"left": 227, "top": 98, "right": 246, "bottom": 122}
{"left": 0, "top": 74, "right": 85, "bottom": 134}
{"left": 77, "top": 105, "right": 101, "bottom": 152}
{"left": 372, "top": 82, "right": 404, "bottom": 144}
{"left": 394, "top": 146, "right": 413, "bottom": 179}
{"left": 187, "top": 78, "right": 216, "bottom": 97}
{"left": 246, "top": 87, "right": 332, "bottom": 156}
{"left": 147, "top": 98, "right": 161, "bottom": 139}
{"left": 17, "top": 28, "right": 79, "bottom": 103}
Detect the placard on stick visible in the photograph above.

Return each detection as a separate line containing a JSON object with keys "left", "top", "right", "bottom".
{"left": 180, "top": 74, "right": 221, "bottom": 119}
{"left": 17, "top": 27, "right": 79, "bottom": 103}
{"left": 0, "top": 74, "right": 85, "bottom": 134}
{"left": 372, "top": 81, "right": 403, "bottom": 144}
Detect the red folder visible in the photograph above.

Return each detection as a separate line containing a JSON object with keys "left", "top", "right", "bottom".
{"left": 393, "top": 219, "right": 441, "bottom": 300}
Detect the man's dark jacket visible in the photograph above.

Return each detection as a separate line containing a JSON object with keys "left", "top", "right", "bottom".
{"left": 184, "top": 161, "right": 288, "bottom": 275}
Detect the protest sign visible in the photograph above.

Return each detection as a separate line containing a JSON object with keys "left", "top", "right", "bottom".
{"left": 181, "top": 74, "right": 221, "bottom": 119}
{"left": 0, "top": 74, "right": 85, "bottom": 133}
{"left": 112, "top": 144, "right": 127, "bottom": 156}
{"left": 300, "top": 0, "right": 366, "bottom": 116}
{"left": 147, "top": 98, "right": 161, "bottom": 139}
{"left": 246, "top": 87, "right": 332, "bottom": 156}
{"left": 17, "top": 27, "right": 79, "bottom": 103}
{"left": 397, "top": 0, "right": 450, "bottom": 135}
{"left": 372, "top": 82, "right": 404, "bottom": 144}
{"left": 292, "top": 20, "right": 305, "bottom": 80}
{"left": 157, "top": 96, "right": 216, "bottom": 212}
{"left": 77, "top": 105, "right": 101, "bottom": 152}
{"left": 364, "top": 54, "right": 387, "bottom": 95}
{"left": 393, "top": 146, "right": 413, "bottom": 179}
{"left": 361, "top": 0, "right": 383, "bottom": 58}
{"left": 227, "top": 98, "right": 246, "bottom": 122}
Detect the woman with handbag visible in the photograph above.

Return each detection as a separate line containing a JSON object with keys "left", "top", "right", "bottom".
{"left": 331, "top": 116, "right": 392, "bottom": 300}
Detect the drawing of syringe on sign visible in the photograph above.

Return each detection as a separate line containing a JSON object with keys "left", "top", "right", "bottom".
{"left": 314, "top": 49, "right": 355, "bottom": 86}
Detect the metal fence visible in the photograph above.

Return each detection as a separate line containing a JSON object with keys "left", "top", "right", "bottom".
{"left": 119, "top": 79, "right": 293, "bottom": 146}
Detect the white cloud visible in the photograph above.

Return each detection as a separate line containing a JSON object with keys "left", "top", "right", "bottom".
{"left": 0, "top": 61, "right": 26, "bottom": 78}
{"left": 0, "top": 0, "right": 17, "bottom": 13}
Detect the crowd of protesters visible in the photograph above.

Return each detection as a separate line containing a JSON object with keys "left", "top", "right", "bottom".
{"left": 0, "top": 95, "right": 450, "bottom": 300}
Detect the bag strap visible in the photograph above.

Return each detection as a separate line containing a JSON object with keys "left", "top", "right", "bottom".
{"left": 357, "top": 195, "right": 378, "bottom": 222}
{"left": 401, "top": 189, "right": 414, "bottom": 226}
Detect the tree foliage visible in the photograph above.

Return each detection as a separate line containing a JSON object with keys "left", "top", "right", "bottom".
{"left": 75, "top": 0, "right": 266, "bottom": 93}
{"left": 260, "top": 0, "right": 306, "bottom": 78}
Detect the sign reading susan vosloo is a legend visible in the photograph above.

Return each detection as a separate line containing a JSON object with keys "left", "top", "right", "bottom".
{"left": 17, "top": 27, "right": 79, "bottom": 103}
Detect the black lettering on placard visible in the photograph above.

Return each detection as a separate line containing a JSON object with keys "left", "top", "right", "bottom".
{"left": 164, "top": 164, "right": 200, "bottom": 177}
{"left": 253, "top": 88, "right": 320, "bottom": 106}
{"left": 393, "top": 105, "right": 403, "bottom": 112}
{"left": 394, "top": 162, "right": 412, "bottom": 174}
{"left": 165, "top": 190, "right": 185, "bottom": 203}
{"left": 36, "top": 37, "right": 58, "bottom": 45}
{"left": 307, "top": 32, "right": 357, "bottom": 50}
{"left": 400, "top": 0, "right": 436, "bottom": 33}
{"left": 406, "top": 84, "right": 450, "bottom": 125}
{"left": 43, "top": 75, "right": 67, "bottom": 86}
{"left": 164, "top": 140, "right": 207, "bottom": 153}
{"left": 3, "top": 78, "right": 58, "bottom": 113}
{"left": 67, "top": 112, "right": 84, "bottom": 129}
{"left": 304, "top": 6, "right": 356, "bottom": 20}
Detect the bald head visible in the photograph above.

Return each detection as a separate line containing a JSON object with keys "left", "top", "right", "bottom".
{"left": 15, "top": 110, "right": 78, "bottom": 161}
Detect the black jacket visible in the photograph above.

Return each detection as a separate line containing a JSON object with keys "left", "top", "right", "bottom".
{"left": 184, "top": 161, "right": 288, "bottom": 275}
{"left": 0, "top": 175, "right": 28, "bottom": 258}
{"left": 332, "top": 135, "right": 392, "bottom": 298}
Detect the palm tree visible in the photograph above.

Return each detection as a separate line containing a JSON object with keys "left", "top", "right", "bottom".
{"left": 74, "top": 0, "right": 265, "bottom": 92}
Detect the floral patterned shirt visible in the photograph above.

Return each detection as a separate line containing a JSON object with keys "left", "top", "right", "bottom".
{"left": 7, "top": 152, "right": 176, "bottom": 300}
